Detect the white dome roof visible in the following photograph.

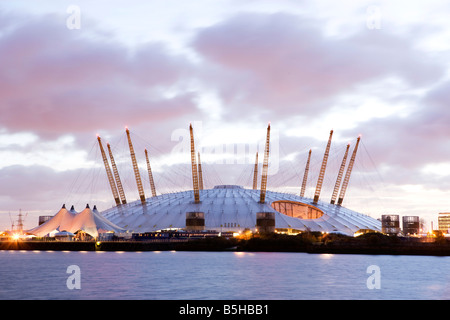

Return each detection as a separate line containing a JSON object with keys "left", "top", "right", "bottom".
{"left": 101, "top": 185, "right": 381, "bottom": 236}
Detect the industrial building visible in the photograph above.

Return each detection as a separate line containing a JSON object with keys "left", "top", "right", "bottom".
{"left": 438, "top": 213, "right": 450, "bottom": 234}
{"left": 381, "top": 215, "right": 421, "bottom": 236}
{"left": 28, "top": 124, "right": 382, "bottom": 238}
{"left": 381, "top": 215, "right": 400, "bottom": 235}
{"left": 402, "top": 216, "right": 420, "bottom": 235}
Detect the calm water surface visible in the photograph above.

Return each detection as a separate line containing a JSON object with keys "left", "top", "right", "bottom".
{"left": 1, "top": 250, "right": 449, "bottom": 300}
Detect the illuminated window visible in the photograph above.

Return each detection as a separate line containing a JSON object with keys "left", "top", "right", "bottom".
{"left": 271, "top": 200, "right": 324, "bottom": 219}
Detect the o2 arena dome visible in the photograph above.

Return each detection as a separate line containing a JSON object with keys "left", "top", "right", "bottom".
{"left": 99, "top": 124, "right": 380, "bottom": 237}
{"left": 33, "top": 124, "right": 381, "bottom": 238}
{"left": 102, "top": 185, "right": 380, "bottom": 236}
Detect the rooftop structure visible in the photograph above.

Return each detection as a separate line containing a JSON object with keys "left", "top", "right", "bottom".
{"left": 102, "top": 185, "right": 380, "bottom": 236}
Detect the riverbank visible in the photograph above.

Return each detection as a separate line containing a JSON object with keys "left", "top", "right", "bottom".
{"left": 2, "top": 233, "right": 450, "bottom": 256}
{"left": 0, "top": 237, "right": 238, "bottom": 252}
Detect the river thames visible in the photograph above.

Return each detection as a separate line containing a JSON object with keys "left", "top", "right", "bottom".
{"left": 1, "top": 250, "right": 449, "bottom": 300}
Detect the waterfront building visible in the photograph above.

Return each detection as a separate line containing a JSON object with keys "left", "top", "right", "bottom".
{"left": 438, "top": 213, "right": 450, "bottom": 234}
{"left": 382, "top": 215, "right": 400, "bottom": 235}
{"left": 402, "top": 216, "right": 420, "bottom": 235}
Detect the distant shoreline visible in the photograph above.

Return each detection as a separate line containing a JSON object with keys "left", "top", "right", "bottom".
{"left": 2, "top": 234, "right": 450, "bottom": 256}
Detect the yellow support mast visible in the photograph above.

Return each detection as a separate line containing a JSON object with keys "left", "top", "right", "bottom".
{"left": 97, "top": 135, "right": 121, "bottom": 206}
{"left": 107, "top": 142, "right": 127, "bottom": 204}
{"left": 337, "top": 136, "right": 361, "bottom": 206}
{"left": 313, "top": 130, "right": 333, "bottom": 204}
{"left": 330, "top": 143, "right": 350, "bottom": 204}
{"left": 300, "top": 149, "right": 312, "bottom": 197}
{"left": 145, "top": 148, "right": 157, "bottom": 197}
{"left": 252, "top": 152, "right": 258, "bottom": 190}
{"left": 259, "top": 123, "right": 271, "bottom": 203}
{"left": 197, "top": 152, "right": 204, "bottom": 190}
{"left": 189, "top": 124, "right": 200, "bottom": 203}
{"left": 126, "top": 127, "right": 146, "bottom": 204}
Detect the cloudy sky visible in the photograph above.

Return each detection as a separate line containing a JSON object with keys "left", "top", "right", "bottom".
{"left": 1, "top": 0, "right": 449, "bottom": 230}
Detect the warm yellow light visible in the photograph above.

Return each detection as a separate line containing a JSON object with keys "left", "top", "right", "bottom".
{"left": 12, "top": 234, "right": 20, "bottom": 241}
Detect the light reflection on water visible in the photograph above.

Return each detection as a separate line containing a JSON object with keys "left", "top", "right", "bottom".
{"left": 0, "top": 250, "right": 449, "bottom": 300}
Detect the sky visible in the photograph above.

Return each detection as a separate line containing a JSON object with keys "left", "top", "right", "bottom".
{"left": 1, "top": 0, "right": 450, "bottom": 231}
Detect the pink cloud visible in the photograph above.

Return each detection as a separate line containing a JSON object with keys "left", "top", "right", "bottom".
{"left": 0, "top": 13, "right": 198, "bottom": 139}
{"left": 192, "top": 13, "right": 443, "bottom": 119}
{"left": 338, "top": 78, "right": 450, "bottom": 190}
